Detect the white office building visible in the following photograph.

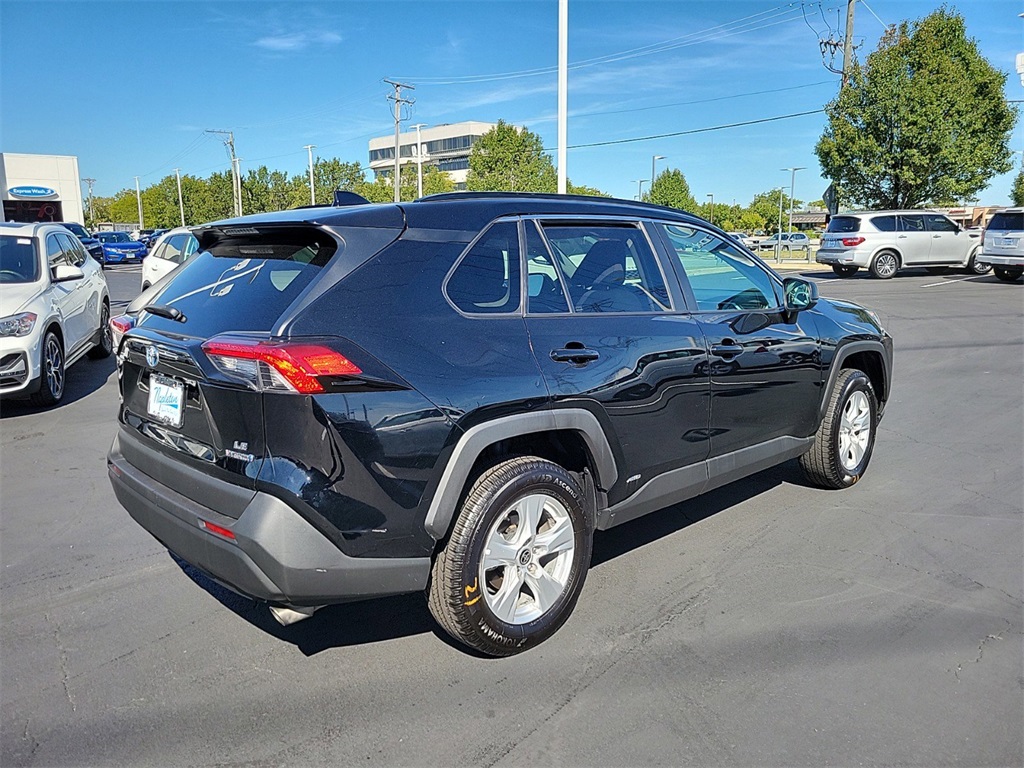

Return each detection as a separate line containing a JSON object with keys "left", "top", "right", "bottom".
{"left": 368, "top": 121, "right": 497, "bottom": 189}
{"left": 1, "top": 153, "right": 85, "bottom": 224}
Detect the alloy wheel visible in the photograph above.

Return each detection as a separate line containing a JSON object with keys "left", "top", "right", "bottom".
{"left": 45, "top": 336, "right": 64, "bottom": 399}
{"left": 838, "top": 390, "right": 871, "bottom": 471}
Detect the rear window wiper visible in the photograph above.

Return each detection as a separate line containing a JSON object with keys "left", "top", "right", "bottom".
{"left": 141, "top": 304, "right": 187, "bottom": 323}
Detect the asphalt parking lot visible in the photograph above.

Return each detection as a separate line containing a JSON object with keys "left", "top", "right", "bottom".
{"left": 1, "top": 262, "right": 1021, "bottom": 767}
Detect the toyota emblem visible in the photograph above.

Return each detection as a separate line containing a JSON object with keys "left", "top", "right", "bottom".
{"left": 145, "top": 346, "right": 160, "bottom": 368}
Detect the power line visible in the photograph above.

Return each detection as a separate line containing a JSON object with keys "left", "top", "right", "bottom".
{"left": 553, "top": 109, "right": 825, "bottom": 150}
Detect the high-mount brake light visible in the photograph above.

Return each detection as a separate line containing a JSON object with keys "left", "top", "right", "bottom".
{"left": 201, "top": 337, "right": 361, "bottom": 394}
{"left": 841, "top": 237, "right": 866, "bottom": 247}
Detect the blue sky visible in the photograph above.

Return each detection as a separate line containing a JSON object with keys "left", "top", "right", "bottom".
{"left": 2, "top": 0, "right": 1021, "bottom": 206}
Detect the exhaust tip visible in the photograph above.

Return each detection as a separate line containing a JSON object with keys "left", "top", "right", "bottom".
{"left": 269, "top": 604, "right": 323, "bottom": 626}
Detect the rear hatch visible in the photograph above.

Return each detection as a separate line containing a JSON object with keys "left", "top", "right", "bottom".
{"left": 983, "top": 211, "right": 1024, "bottom": 257}
{"left": 819, "top": 215, "right": 864, "bottom": 251}
{"left": 117, "top": 222, "right": 400, "bottom": 517}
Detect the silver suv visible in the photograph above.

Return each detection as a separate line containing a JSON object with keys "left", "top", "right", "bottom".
{"left": 978, "top": 208, "right": 1023, "bottom": 282}
{"left": 816, "top": 211, "right": 986, "bottom": 279}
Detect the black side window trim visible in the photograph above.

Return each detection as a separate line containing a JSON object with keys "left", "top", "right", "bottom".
{"left": 442, "top": 217, "right": 524, "bottom": 318}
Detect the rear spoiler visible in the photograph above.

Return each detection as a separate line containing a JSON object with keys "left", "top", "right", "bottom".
{"left": 292, "top": 191, "right": 371, "bottom": 210}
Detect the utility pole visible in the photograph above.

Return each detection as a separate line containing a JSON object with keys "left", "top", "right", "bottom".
{"left": 842, "top": 0, "right": 856, "bottom": 88}
{"left": 706, "top": 193, "right": 715, "bottom": 225}
{"left": 634, "top": 179, "right": 647, "bottom": 200}
{"left": 206, "top": 129, "right": 241, "bottom": 217}
{"left": 384, "top": 79, "right": 415, "bottom": 203}
{"left": 557, "top": 0, "right": 568, "bottom": 194}
{"left": 81, "top": 178, "right": 95, "bottom": 225}
{"left": 411, "top": 124, "right": 427, "bottom": 198}
{"left": 776, "top": 187, "right": 785, "bottom": 261}
{"left": 782, "top": 167, "right": 805, "bottom": 236}
{"left": 303, "top": 145, "right": 317, "bottom": 205}
{"left": 134, "top": 176, "right": 144, "bottom": 229}
{"left": 174, "top": 168, "right": 185, "bottom": 226}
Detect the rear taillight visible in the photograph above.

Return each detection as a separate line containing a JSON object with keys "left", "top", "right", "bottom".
{"left": 201, "top": 336, "right": 361, "bottom": 394}
{"left": 841, "top": 237, "right": 866, "bottom": 246}
{"left": 110, "top": 314, "right": 135, "bottom": 350}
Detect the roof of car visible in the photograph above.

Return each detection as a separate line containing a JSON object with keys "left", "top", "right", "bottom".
{"left": 198, "top": 192, "right": 707, "bottom": 235}
{"left": 0, "top": 221, "right": 73, "bottom": 237}
{"left": 836, "top": 209, "right": 954, "bottom": 217}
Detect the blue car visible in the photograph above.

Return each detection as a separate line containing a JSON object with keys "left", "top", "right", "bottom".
{"left": 95, "top": 231, "right": 147, "bottom": 264}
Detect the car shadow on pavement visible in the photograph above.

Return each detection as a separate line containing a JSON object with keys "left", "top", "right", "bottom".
{"left": 170, "top": 553, "right": 438, "bottom": 656}
{"left": 0, "top": 356, "right": 116, "bottom": 418}
{"left": 170, "top": 459, "right": 809, "bottom": 657}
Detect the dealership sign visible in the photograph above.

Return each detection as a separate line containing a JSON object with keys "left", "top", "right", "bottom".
{"left": 8, "top": 186, "right": 57, "bottom": 199}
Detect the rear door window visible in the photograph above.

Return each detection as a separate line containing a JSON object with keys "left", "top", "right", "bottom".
{"left": 898, "top": 215, "right": 926, "bottom": 232}
{"left": 138, "top": 228, "right": 337, "bottom": 337}
{"left": 525, "top": 221, "right": 570, "bottom": 314}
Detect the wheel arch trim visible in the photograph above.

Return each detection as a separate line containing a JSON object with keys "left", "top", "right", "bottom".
{"left": 423, "top": 409, "right": 618, "bottom": 540}
{"left": 820, "top": 340, "right": 891, "bottom": 421}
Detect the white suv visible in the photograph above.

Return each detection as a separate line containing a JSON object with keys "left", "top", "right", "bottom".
{"left": 979, "top": 208, "right": 1024, "bottom": 282}
{"left": 0, "top": 222, "right": 111, "bottom": 406}
{"left": 816, "top": 211, "right": 987, "bottom": 279}
{"left": 141, "top": 227, "right": 199, "bottom": 290}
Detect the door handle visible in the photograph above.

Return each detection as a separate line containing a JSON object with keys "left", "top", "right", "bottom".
{"left": 711, "top": 343, "right": 744, "bottom": 358}
{"left": 897, "top": 235, "right": 908, "bottom": 239}
{"left": 550, "top": 347, "right": 600, "bottom": 364}
{"left": 932, "top": 234, "right": 941, "bottom": 238}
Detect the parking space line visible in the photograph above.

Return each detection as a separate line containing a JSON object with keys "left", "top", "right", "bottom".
{"left": 920, "top": 276, "right": 986, "bottom": 288}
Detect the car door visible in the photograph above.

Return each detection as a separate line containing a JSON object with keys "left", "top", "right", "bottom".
{"left": 522, "top": 218, "right": 711, "bottom": 513}
{"left": 896, "top": 214, "right": 930, "bottom": 264}
{"left": 54, "top": 233, "right": 94, "bottom": 353}
{"left": 65, "top": 234, "right": 106, "bottom": 337}
{"left": 923, "top": 213, "right": 964, "bottom": 264}
{"left": 654, "top": 221, "right": 822, "bottom": 464}
{"left": 44, "top": 234, "right": 84, "bottom": 353}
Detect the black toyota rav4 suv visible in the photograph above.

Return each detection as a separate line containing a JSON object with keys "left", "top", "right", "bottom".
{"left": 108, "top": 193, "right": 893, "bottom": 656}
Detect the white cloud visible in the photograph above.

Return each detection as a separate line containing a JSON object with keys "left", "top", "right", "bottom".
{"left": 253, "top": 30, "right": 342, "bottom": 52}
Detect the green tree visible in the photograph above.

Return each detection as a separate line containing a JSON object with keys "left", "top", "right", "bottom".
{"left": 106, "top": 188, "right": 142, "bottom": 225}
{"left": 1012, "top": 169, "right": 1024, "bottom": 206}
{"left": 242, "top": 166, "right": 293, "bottom": 214}
{"left": 749, "top": 190, "right": 800, "bottom": 235}
{"left": 645, "top": 168, "right": 696, "bottom": 212}
{"left": 816, "top": 8, "right": 1017, "bottom": 209}
{"left": 467, "top": 120, "right": 557, "bottom": 192}
{"left": 422, "top": 166, "right": 456, "bottom": 197}
{"left": 567, "top": 181, "right": 610, "bottom": 197}
{"left": 311, "top": 158, "right": 368, "bottom": 205}
{"left": 737, "top": 210, "right": 767, "bottom": 234}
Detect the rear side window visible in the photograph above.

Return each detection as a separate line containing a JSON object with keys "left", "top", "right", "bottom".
{"left": 542, "top": 223, "right": 670, "bottom": 313}
{"left": 870, "top": 215, "right": 896, "bottom": 232}
{"left": 139, "top": 228, "right": 337, "bottom": 337}
{"left": 987, "top": 212, "right": 1024, "bottom": 231}
{"left": 827, "top": 216, "right": 861, "bottom": 233}
{"left": 445, "top": 221, "right": 521, "bottom": 314}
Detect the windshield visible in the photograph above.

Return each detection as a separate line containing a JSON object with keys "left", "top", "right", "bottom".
{"left": 98, "top": 232, "right": 131, "bottom": 243}
{"left": 0, "top": 236, "right": 41, "bottom": 283}
{"left": 61, "top": 223, "right": 89, "bottom": 238}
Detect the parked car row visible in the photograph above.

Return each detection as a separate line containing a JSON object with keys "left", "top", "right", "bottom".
{"left": 977, "top": 207, "right": 1024, "bottom": 282}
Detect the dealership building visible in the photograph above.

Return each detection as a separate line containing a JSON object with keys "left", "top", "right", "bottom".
{"left": 368, "top": 121, "right": 497, "bottom": 189}
{"left": 1, "top": 152, "right": 85, "bottom": 225}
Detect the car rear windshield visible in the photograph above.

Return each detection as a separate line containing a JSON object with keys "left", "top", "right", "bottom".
{"left": 0, "top": 236, "right": 40, "bottom": 283}
{"left": 826, "top": 217, "right": 861, "bottom": 233}
{"left": 987, "top": 212, "right": 1024, "bottom": 231}
{"left": 136, "top": 227, "right": 337, "bottom": 338}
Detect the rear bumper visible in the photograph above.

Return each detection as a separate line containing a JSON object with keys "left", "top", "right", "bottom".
{"left": 978, "top": 254, "right": 1024, "bottom": 268}
{"left": 108, "top": 431, "right": 430, "bottom": 606}
{"left": 816, "top": 249, "right": 870, "bottom": 267}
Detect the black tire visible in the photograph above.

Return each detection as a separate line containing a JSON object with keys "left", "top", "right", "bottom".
{"left": 965, "top": 252, "right": 991, "bottom": 275}
{"left": 799, "top": 369, "right": 877, "bottom": 489}
{"left": 870, "top": 250, "right": 899, "bottom": 279}
{"left": 994, "top": 267, "right": 1023, "bottom": 282}
{"left": 832, "top": 265, "right": 859, "bottom": 277}
{"left": 87, "top": 302, "right": 112, "bottom": 359}
{"left": 427, "top": 456, "right": 593, "bottom": 657}
{"left": 30, "top": 330, "right": 65, "bottom": 407}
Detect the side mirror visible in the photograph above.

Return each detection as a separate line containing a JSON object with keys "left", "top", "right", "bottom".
{"left": 52, "top": 264, "right": 85, "bottom": 283}
{"left": 783, "top": 277, "right": 817, "bottom": 319}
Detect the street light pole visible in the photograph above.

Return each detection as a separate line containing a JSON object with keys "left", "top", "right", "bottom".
{"left": 651, "top": 155, "right": 666, "bottom": 190}
{"left": 557, "top": 0, "right": 568, "bottom": 194}
{"left": 304, "top": 145, "right": 316, "bottom": 205}
{"left": 781, "top": 166, "right": 805, "bottom": 237}
{"left": 634, "top": 179, "right": 648, "bottom": 200}
{"left": 706, "top": 193, "right": 715, "bottom": 225}
{"left": 81, "top": 178, "right": 95, "bottom": 225}
{"left": 411, "top": 123, "right": 427, "bottom": 198}
{"left": 134, "top": 176, "right": 144, "bottom": 230}
{"left": 174, "top": 168, "right": 185, "bottom": 226}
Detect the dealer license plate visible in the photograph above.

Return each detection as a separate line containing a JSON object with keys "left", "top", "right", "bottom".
{"left": 148, "top": 375, "right": 184, "bottom": 428}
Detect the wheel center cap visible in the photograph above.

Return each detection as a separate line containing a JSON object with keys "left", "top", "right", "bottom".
{"left": 517, "top": 548, "right": 532, "bottom": 566}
